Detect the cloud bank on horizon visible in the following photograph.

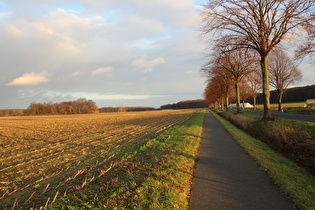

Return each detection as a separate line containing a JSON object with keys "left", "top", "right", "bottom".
{"left": 0, "top": 0, "right": 313, "bottom": 109}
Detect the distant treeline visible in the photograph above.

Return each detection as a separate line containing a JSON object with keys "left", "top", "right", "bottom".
{"left": 0, "top": 99, "right": 98, "bottom": 117}
{"left": 25, "top": 98, "right": 99, "bottom": 115}
{"left": 99, "top": 106, "right": 156, "bottom": 112}
{"left": 0, "top": 109, "right": 25, "bottom": 117}
{"left": 0, "top": 104, "right": 156, "bottom": 116}
{"left": 99, "top": 100, "right": 207, "bottom": 112}
{"left": 0, "top": 98, "right": 99, "bottom": 117}
{"left": 160, "top": 99, "right": 207, "bottom": 110}
{"left": 247, "top": 85, "right": 315, "bottom": 104}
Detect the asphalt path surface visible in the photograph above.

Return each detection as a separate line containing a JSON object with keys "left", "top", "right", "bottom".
{"left": 242, "top": 110, "right": 315, "bottom": 123}
{"left": 189, "top": 111, "right": 296, "bottom": 210}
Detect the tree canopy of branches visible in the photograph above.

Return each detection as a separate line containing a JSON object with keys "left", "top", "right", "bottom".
{"left": 203, "top": 67, "right": 233, "bottom": 110}
{"left": 296, "top": 22, "right": 315, "bottom": 61}
{"left": 205, "top": 47, "right": 259, "bottom": 112}
{"left": 245, "top": 67, "right": 262, "bottom": 110}
{"left": 201, "top": 0, "right": 315, "bottom": 120}
{"left": 269, "top": 48, "right": 302, "bottom": 111}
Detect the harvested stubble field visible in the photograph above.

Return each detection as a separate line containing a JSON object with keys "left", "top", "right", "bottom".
{"left": 0, "top": 109, "right": 200, "bottom": 209}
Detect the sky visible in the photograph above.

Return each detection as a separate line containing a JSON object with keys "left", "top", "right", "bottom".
{"left": 0, "top": 0, "right": 314, "bottom": 109}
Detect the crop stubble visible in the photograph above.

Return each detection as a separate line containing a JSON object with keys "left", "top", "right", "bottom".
{"left": 0, "top": 109, "right": 197, "bottom": 208}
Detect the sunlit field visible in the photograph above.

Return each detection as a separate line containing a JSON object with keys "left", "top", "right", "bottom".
{"left": 0, "top": 109, "right": 200, "bottom": 209}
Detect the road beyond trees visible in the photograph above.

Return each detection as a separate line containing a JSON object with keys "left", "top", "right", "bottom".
{"left": 243, "top": 110, "right": 315, "bottom": 123}
{"left": 189, "top": 111, "right": 296, "bottom": 210}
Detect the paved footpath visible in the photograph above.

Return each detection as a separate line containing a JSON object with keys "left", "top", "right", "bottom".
{"left": 189, "top": 111, "right": 296, "bottom": 210}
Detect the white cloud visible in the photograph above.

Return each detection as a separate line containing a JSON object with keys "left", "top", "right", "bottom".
{"left": 1, "top": 24, "right": 22, "bottom": 38}
{"left": 8, "top": 72, "right": 48, "bottom": 86}
{"left": 29, "top": 17, "right": 82, "bottom": 55}
{"left": 132, "top": 57, "right": 166, "bottom": 72}
{"left": 185, "top": 70, "right": 194, "bottom": 75}
{"left": 0, "top": 12, "right": 11, "bottom": 18}
{"left": 44, "top": 91, "right": 152, "bottom": 100}
{"left": 91, "top": 67, "right": 113, "bottom": 76}
{"left": 91, "top": 93, "right": 152, "bottom": 100}
{"left": 73, "top": 71, "right": 82, "bottom": 76}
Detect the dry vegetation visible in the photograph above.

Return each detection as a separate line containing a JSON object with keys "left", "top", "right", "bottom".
{"left": 0, "top": 110, "right": 199, "bottom": 209}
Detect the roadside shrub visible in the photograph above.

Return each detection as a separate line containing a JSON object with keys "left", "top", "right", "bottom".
{"left": 268, "top": 125, "right": 305, "bottom": 147}
{"left": 225, "top": 113, "right": 254, "bottom": 130}
{"left": 220, "top": 111, "right": 254, "bottom": 131}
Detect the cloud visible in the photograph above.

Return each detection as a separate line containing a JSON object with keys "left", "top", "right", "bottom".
{"left": 1, "top": 24, "right": 22, "bottom": 38}
{"left": 89, "top": 93, "right": 152, "bottom": 100}
{"left": 8, "top": 72, "right": 48, "bottom": 86}
{"left": 0, "top": 12, "right": 11, "bottom": 17}
{"left": 73, "top": 71, "right": 82, "bottom": 76}
{"left": 91, "top": 67, "right": 113, "bottom": 76}
{"left": 132, "top": 57, "right": 166, "bottom": 72}
{"left": 185, "top": 70, "right": 194, "bottom": 75}
{"left": 0, "top": 1, "right": 208, "bottom": 109}
{"left": 43, "top": 90, "right": 152, "bottom": 100}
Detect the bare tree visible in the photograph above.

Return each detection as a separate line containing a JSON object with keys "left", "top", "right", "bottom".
{"left": 204, "top": 79, "right": 222, "bottom": 109}
{"left": 201, "top": 0, "right": 315, "bottom": 120}
{"left": 211, "top": 48, "right": 258, "bottom": 112}
{"left": 202, "top": 61, "right": 234, "bottom": 111}
{"left": 295, "top": 18, "right": 315, "bottom": 61}
{"left": 269, "top": 48, "right": 302, "bottom": 111}
{"left": 212, "top": 73, "right": 232, "bottom": 111}
{"left": 245, "top": 68, "right": 262, "bottom": 110}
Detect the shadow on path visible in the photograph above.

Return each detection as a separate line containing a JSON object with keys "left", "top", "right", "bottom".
{"left": 189, "top": 111, "right": 296, "bottom": 210}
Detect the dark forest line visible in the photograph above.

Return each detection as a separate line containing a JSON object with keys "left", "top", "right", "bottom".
{"left": 246, "top": 85, "right": 315, "bottom": 105}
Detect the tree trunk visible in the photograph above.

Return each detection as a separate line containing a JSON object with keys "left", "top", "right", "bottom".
{"left": 226, "top": 94, "right": 229, "bottom": 111}
{"left": 278, "top": 89, "right": 283, "bottom": 111}
{"left": 221, "top": 97, "right": 224, "bottom": 111}
{"left": 260, "top": 54, "right": 272, "bottom": 120}
{"left": 253, "top": 94, "right": 257, "bottom": 110}
{"left": 235, "top": 81, "right": 241, "bottom": 113}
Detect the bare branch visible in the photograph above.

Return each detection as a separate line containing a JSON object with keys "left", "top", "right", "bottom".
{"left": 201, "top": 0, "right": 315, "bottom": 119}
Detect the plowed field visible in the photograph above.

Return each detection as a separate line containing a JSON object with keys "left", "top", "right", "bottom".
{"left": 0, "top": 109, "right": 199, "bottom": 209}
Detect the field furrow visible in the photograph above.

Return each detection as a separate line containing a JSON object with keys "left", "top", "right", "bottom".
{"left": 0, "top": 110, "right": 198, "bottom": 208}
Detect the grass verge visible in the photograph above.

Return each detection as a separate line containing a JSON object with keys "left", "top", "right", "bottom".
{"left": 255, "top": 102, "right": 305, "bottom": 109}
{"left": 212, "top": 111, "right": 315, "bottom": 210}
{"left": 219, "top": 111, "right": 315, "bottom": 174}
{"left": 283, "top": 108, "right": 315, "bottom": 115}
{"left": 253, "top": 103, "right": 315, "bottom": 115}
{"left": 41, "top": 111, "right": 204, "bottom": 209}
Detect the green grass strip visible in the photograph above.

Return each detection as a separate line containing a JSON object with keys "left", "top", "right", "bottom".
{"left": 129, "top": 111, "right": 204, "bottom": 209}
{"left": 212, "top": 111, "right": 315, "bottom": 210}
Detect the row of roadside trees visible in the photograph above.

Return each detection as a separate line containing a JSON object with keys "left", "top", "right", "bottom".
{"left": 203, "top": 46, "right": 302, "bottom": 113}
{"left": 201, "top": 0, "right": 315, "bottom": 120}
